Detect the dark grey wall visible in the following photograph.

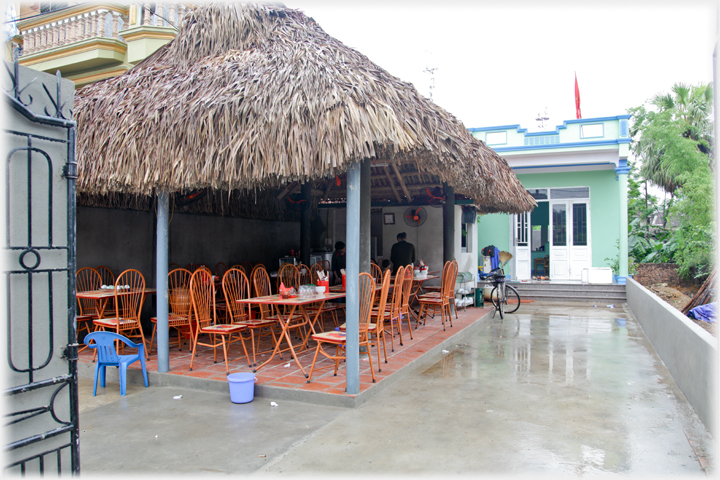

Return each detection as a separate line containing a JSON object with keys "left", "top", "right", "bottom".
{"left": 77, "top": 206, "right": 301, "bottom": 326}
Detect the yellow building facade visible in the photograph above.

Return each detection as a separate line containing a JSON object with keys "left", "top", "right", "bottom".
{"left": 7, "top": 2, "right": 186, "bottom": 87}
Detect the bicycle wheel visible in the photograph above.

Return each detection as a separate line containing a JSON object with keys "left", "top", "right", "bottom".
{"left": 491, "top": 286, "right": 504, "bottom": 319}
{"left": 504, "top": 285, "right": 521, "bottom": 313}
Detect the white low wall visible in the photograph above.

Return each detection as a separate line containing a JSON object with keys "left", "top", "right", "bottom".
{"left": 626, "top": 278, "right": 717, "bottom": 435}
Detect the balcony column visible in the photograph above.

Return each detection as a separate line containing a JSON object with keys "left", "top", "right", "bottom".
{"left": 143, "top": 3, "right": 151, "bottom": 26}
{"left": 178, "top": 4, "right": 186, "bottom": 26}
{"left": 50, "top": 23, "right": 57, "bottom": 47}
{"left": 40, "top": 26, "right": 47, "bottom": 50}
{"left": 22, "top": 30, "right": 32, "bottom": 54}
{"left": 83, "top": 14, "right": 91, "bottom": 40}
{"left": 90, "top": 12, "right": 97, "bottom": 39}
{"left": 112, "top": 12, "right": 120, "bottom": 39}
{"left": 156, "top": 3, "right": 164, "bottom": 26}
{"left": 168, "top": 4, "right": 176, "bottom": 25}
{"left": 58, "top": 20, "right": 65, "bottom": 45}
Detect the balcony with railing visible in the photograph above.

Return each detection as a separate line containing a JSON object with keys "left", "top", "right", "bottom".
{"left": 15, "top": 3, "right": 186, "bottom": 83}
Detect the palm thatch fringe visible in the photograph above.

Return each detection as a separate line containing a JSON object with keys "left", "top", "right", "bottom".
{"left": 75, "top": 3, "right": 535, "bottom": 214}
{"left": 78, "top": 187, "right": 306, "bottom": 222}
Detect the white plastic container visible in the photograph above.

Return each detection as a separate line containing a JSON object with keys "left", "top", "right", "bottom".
{"left": 587, "top": 267, "right": 613, "bottom": 284}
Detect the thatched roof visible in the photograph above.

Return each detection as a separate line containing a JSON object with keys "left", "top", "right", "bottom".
{"left": 75, "top": 2, "right": 535, "bottom": 215}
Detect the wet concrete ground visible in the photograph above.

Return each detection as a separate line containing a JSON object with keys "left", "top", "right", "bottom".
{"left": 79, "top": 302, "right": 714, "bottom": 476}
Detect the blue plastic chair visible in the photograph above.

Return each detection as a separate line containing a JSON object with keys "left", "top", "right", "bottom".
{"left": 84, "top": 331, "right": 149, "bottom": 396}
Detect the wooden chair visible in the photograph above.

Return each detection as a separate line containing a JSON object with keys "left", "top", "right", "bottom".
{"left": 307, "top": 272, "right": 377, "bottom": 383}
{"left": 94, "top": 265, "right": 116, "bottom": 317}
{"left": 189, "top": 269, "right": 250, "bottom": 374}
{"left": 76, "top": 267, "right": 102, "bottom": 340}
{"left": 250, "top": 264, "right": 266, "bottom": 296}
{"left": 278, "top": 263, "right": 299, "bottom": 291}
{"left": 373, "top": 265, "right": 406, "bottom": 351}
{"left": 149, "top": 268, "right": 194, "bottom": 353}
{"left": 240, "top": 261, "right": 254, "bottom": 275}
{"left": 92, "top": 269, "right": 149, "bottom": 359}
{"left": 230, "top": 264, "right": 245, "bottom": 275}
{"left": 185, "top": 263, "right": 198, "bottom": 272}
{"left": 169, "top": 262, "right": 181, "bottom": 270}
{"left": 398, "top": 266, "right": 414, "bottom": 340}
{"left": 222, "top": 268, "right": 278, "bottom": 367}
{"left": 370, "top": 262, "right": 382, "bottom": 284}
{"left": 297, "top": 264, "right": 312, "bottom": 286}
{"left": 215, "top": 262, "right": 228, "bottom": 278}
{"left": 95, "top": 265, "right": 115, "bottom": 286}
{"left": 310, "top": 261, "right": 325, "bottom": 283}
{"left": 417, "top": 261, "right": 455, "bottom": 331}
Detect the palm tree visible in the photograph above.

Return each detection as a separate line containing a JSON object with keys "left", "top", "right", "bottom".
{"left": 631, "top": 82, "right": 714, "bottom": 195}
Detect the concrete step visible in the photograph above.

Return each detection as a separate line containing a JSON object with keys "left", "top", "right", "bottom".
{"left": 500, "top": 282, "right": 626, "bottom": 302}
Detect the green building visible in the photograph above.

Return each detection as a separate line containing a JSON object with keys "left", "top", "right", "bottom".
{"left": 469, "top": 115, "right": 631, "bottom": 284}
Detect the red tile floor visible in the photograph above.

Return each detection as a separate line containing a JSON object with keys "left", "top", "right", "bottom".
{"left": 78, "top": 305, "right": 493, "bottom": 396}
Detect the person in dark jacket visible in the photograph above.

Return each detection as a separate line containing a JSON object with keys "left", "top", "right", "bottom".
{"left": 331, "top": 241, "right": 346, "bottom": 285}
{"left": 390, "top": 232, "right": 415, "bottom": 275}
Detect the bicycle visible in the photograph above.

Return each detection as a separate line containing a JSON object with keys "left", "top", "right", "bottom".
{"left": 489, "top": 267, "right": 521, "bottom": 319}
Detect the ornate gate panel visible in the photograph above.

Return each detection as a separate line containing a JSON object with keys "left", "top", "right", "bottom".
{"left": 3, "top": 54, "right": 80, "bottom": 475}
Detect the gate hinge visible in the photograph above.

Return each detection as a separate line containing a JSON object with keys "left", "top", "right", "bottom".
{"left": 62, "top": 163, "right": 78, "bottom": 179}
{"left": 62, "top": 343, "right": 79, "bottom": 360}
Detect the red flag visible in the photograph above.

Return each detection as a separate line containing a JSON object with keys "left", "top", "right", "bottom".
{"left": 574, "top": 72, "right": 582, "bottom": 119}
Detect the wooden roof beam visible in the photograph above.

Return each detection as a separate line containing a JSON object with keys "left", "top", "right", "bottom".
{"left": 276, "top": 181, "right": 298, "bottom": 201}
{"left": 391, "top": 161, "right": 412, "bottom": 202}
{"left": 383, "top": 166, "right": 403, "bottom": 203}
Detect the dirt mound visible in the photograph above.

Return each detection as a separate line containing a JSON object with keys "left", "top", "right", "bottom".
{"left": 637, "top": 280, "right": 714, "bottom": 337}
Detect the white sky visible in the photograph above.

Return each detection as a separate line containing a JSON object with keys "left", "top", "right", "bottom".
{"left": 283, "top": 0, "right": 717, "bottom": 132}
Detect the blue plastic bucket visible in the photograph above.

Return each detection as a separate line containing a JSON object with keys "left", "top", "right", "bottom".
{"left": 228, "top": 372, "right": 256, "bottom": 403}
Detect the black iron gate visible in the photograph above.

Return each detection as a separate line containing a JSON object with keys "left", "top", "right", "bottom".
{"left": 3, "top": 52, "right": 80, "bottom": 475}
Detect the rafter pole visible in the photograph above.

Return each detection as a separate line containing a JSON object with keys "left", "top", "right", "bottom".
{"left": 383, "top": 166, "right": 403, "bottom": 203}
{"left": 391, "top": 161, "right": 412, "bottom": 202}
{"left": 276, "top": 181, "right": 298, "bottom": 201}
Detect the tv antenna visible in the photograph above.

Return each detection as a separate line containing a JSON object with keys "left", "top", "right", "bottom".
{"left": 535, "top": 108, "right": 549, "bottom": 129}
{"left": 423, "top": 66, "right": 437, "bottom": 101}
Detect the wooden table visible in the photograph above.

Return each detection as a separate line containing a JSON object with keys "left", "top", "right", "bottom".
{"left": 76, "top": 287, "right": 157, "bottom": 319}
{"left": 237, "top": 291, "right": 346, "bottom": 377}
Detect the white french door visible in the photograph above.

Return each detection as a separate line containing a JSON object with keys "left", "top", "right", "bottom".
{"left": 550, "top": 200, "right": 590, "bottom": 280}
{"left": 513, "top": 212, "right": 531, "bottom": 280}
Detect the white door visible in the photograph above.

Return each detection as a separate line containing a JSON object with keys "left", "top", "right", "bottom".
{"left": 568, "top": 202, "right": 590, "bottom": 280}
{"left": 550, "top": 201, "right": 590, "bottom": 280}
{"left": 550, "top": 202, "right": 569, "bottom": 279}
{"left": 514, "top": 212, "right": 531, "bottom": 280}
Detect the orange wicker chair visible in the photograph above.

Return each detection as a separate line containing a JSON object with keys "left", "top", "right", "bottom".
{"left": 250, "top": 264, "right": 266, "bottom": 296}
{"left": 307, "top": 272, "right": 377, "bottom": 383}
{"left": 241, "top": 261, "right": 254, "bottom": 275}
{"left": 92, "top": 269, "right": 149, "bottom": 359}
{"left": 373, "top": 265, "right": 406, "bottom": 351}
{"left": 215, "top": 262, "right": 228, "bottom": 278}
{"left": 297, "top": 264, "right": 312, "bottom": 286}
{"left": 223, "top": 268, "right": 278, "bottom": 367}
{"left": 189, "top": 269, "right": 250, "bottom": 374}
{"left": 149, "top": 268, "right": 194, "bottom": 353}
{"left": 399, "top": 267, "right": 415, "bottom": 340}
{"left": 370, "top": 263, "right": 382, "bottom": 284}
{"left": 417, "top": 261, "right": 455, "bottom": 331}
{"left": 76, "top": 267, "right": 102, "bottom": 340}
{"left": 278, "top": 263, "right": 299, "bottom": 291}
{"left": 309, "top": 261, "right": 325, "bottom": 282}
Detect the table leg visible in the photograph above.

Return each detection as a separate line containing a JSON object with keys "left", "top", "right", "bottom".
{"left": 299, "top": 302, "right": 324, "bottom": 349}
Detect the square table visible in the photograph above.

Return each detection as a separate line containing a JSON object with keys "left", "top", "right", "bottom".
{"left": 237, "top": 291, "right": 346, "bottom": 377}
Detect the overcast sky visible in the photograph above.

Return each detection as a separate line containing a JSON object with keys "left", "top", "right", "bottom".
{"left": 283, "top": 0, "right": 717, "bottom": 132}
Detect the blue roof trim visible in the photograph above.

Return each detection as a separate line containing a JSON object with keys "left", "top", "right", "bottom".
{"left": 493, "top": 138, "right": 630, "bottom": 152}
{"left": 512, "top": 162, "right": 616, "bottom": 171}
{"left": 468, "top": 114, "right": 632, "bottom": 134}
{"left": 468, "top": 124, "right": 522, "bottom": 133}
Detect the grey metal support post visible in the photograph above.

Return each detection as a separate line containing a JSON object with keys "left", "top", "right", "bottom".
{"left": 156, "top": 192, "right": 170, "bottom": 373}
{"left": 443, "top": 183, "right": 455, "bottom": 263}
{"left": 359, "top": 158, "right": 371, "bottom": 273}
{"left": 301, "top": 182, "right": 312, "bottom": 267}
{"left": 345, "top": 162, "right": 361, "bottom": 394}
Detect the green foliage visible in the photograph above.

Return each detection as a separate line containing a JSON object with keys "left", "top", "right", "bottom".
{"left": 604, "top": 239, "right": 638, "bottom": 276}
{"left": 628, "top": 82, "right": 714, "bottom": 281}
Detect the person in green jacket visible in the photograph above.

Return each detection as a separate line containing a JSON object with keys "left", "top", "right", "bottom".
{"left": 390, "top": 232, "right": 415, "bottom": 275}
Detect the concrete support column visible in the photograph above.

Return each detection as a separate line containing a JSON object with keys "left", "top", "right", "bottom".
{"left": 443, "top": 183, "right": 455, "bottom": 263}
{"left": 345, "top": 162, "right": 361, "bottom": 394}
{"left": 359, "top": 159, "right": 371, "bottom": 273}
{"left": 615, "top": 160, "right": 630, "bottom": 284}
{"left": 156, "top": 192, "right": 170, "bottom": 372}
{"left": 300, "top": 182, "right": 311, "bottom": 267}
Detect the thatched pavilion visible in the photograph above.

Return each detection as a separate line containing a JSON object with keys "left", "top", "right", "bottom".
{"left": 74, "top": 2, "right": 535, "bottom": 392}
